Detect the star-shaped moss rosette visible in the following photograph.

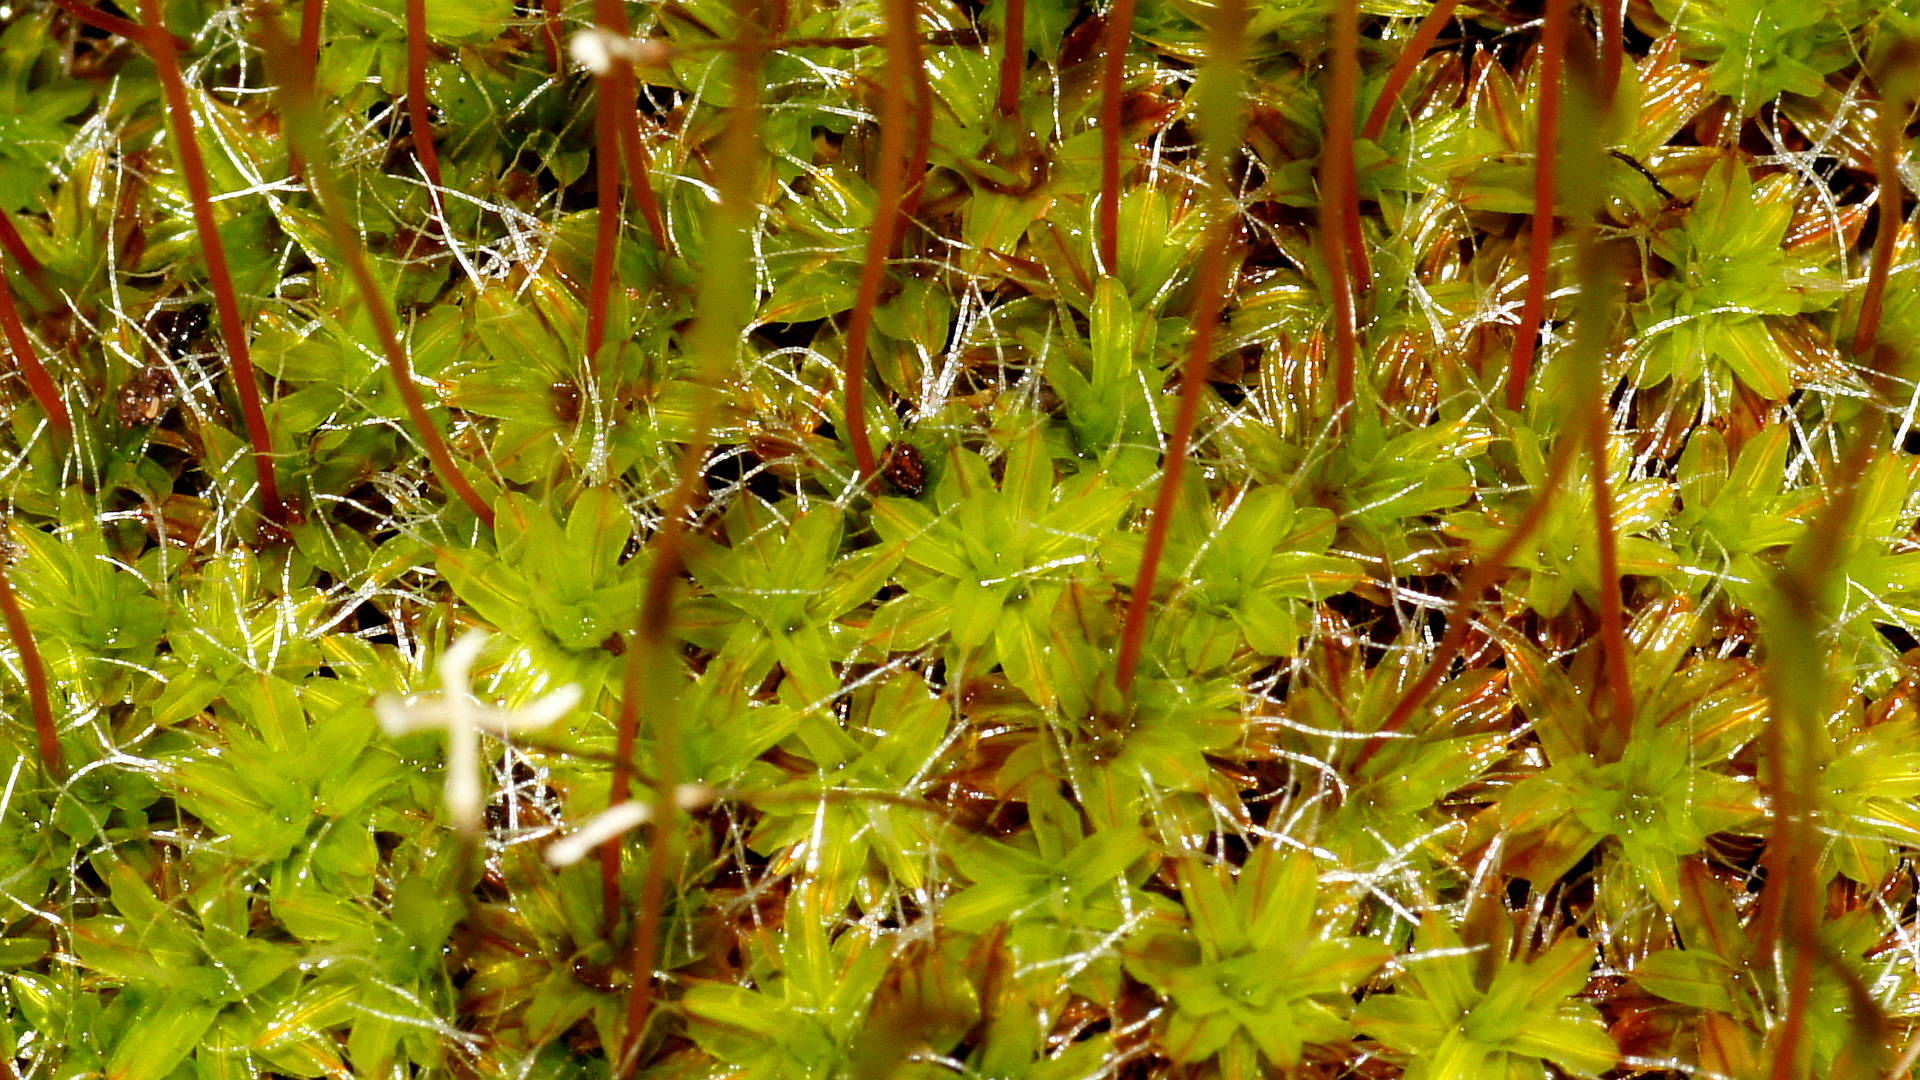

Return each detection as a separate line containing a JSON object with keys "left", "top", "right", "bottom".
{"left": 2, "top": 0, "right": 1919, "bottom": 1076}
{"left": 1354, "top": 917, "right": 1618, "bottom": 1080}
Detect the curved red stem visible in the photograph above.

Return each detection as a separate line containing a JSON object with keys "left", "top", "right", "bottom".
{"left": 1361, "top": 0, "right": 1458, "bottom": 140}
{"left": 840, "top": 0, "right": 916, "bottom": 482}
{"left": 0, "top": 274, "right": 70, "bottom": 440}
{"left": 1854, "top": 92, "right": 1905, "bottom": 359}
{"left": 1096, "top": 0, "right": 1138, "bottom": 275}
{"left": 996, "top": 0, "right": 1027, "bottom": 118}
{"left": 541, "top": 0, "right": 564, "bottom": 71}
{"left": 612, "top": 79, "right": 671, "bottom": 255}
{"left": 1503, "top": 0, "right": 1570, "bottom": 411}
{"left": 404, "top": 0, "right": 444, "bottom": 194}
{"left": 1115, "top": 217, "right": 1232, "bottom": 694}
{"left": 1358, "top": 430, "right": 1578, "bottom": 766}
{"left": 1321, "top": 0, "right": 1360, "bottom": 421}
{"left": 0, "top": 560, "right": 60, "bottom": 781}
{"left": 584, "top": 64, "right": 625, "bottom": 370}
{"left": 592, "top": 0, "right": 671, "bottom": 254}
{"left": 254, "top": 13, "right": 493, "bottom": 527}
{"left": 139, "top": 0, "right": 287, "bottom": 525}
{"left": 608, "top": 12, "right": 767, "bottom": 1071}
{"left": 0, "top": 209, "right": 55, "bottom": 306}
{"left": 288, "top": 0, "right": 325, "bottom": 177}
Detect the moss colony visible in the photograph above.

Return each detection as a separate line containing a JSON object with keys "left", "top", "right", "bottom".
{"left": 0, "top": 0, "right": 1918, "bottom": 1077}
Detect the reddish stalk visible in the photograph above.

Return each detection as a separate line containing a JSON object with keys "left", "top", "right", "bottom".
{"left": 0, "top": 275, "right": 71, "bottom": 439}
{"left": 1357, "top": 430, "right": 1578, "bottom": 766}
{"left": 404, "top": 0, "right": 445, "bottom": 194}
{"left": 1096, "top": 0, "right": 1138, "bottom": 274}
{"left": 1585, "top": 387, "right": 1634, "bottom": 740}
{"left": 139, "top": 0, "right": 286, "bottom": 526}
{"left": 1320, "top": 0, "right": 1360, "bottom": 421}
{"left": 1755, "top": 437, "right": 1877, "bottom": 1080}
{"left": 1114, "top": 217, "right": 1233, "bottom": 694}
{"left": 839, "top": 0, "right": 917, "bottom": 481}
{"left": 1113, "top": 0, "right": 1246, "bottom": 697}
{"left": 0, "top": 561, "right": 60, "bottom": 781}
{"left": 1566, "top": 47, "right": 1637, "bottom": 751}
{"left": 593, "top": 0, "right": 671, "bottom": 254}
{"left": 1599, "top": 0, "right": 1623, "bottom": 105}
{"left": 288, "top": 0, "right": 325, "bottom": 176}
{"left": 607, "top": 14, "right": 767, "bottom": 1069}
{"left": 1502, "top": 0, "right": 1571, "bottom": 411}
{"left": 254, "top": 15, "right": 493, "bottom": 526}
{"left": 0, "top": 209, "right": 55, "bottom": 306}
{"left": 541, "top": 0, "right": 565, "bottom": 72}
{"left": 1341, "top": 153, "right": 1371, "bottom": 289}
{"left": 1360, "top": 0, "right": 1457, "bottom": 140}
{"left": 611, "top": 83, "right": 670, "bottom": 254}
{"left": 897, "top": 5, "right": 933, "bottom": 240}
{"left": 1757, "top": 73, "right": 1915, "bottom": 1053}
{"left": 583, "top": 61, "right": 626, "bottom": 370}
{"left": 995, "top": 0, "right": 1027, "bottom": 118}
{"left": 1853, "top": 90, "right": 1905, "bottom": 359}
{"left": 49, "top": 0, "right": 167, "bottom": 47}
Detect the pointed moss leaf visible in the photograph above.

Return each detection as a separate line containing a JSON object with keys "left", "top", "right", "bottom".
{"left": 1091, "top": 276, "right": 1136, "bottom": 387}
{"left": 108, "top": 996, "right": 221, "bottom": 1080}
{"left": 1633, "top": 949, "right": 1739, "bottom": 1012}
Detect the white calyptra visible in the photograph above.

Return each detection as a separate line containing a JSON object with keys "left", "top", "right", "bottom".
{"left": 545, "top": 783, "right": 717, "bottom": 867}
{"left": 374, "top": 631, "right": 583, "bottom": 835}
{"left": 568, "top": 27, "right": 670, "bottom": 77}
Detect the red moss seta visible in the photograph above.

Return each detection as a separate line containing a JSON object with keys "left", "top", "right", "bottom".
{"left": 1599, "top": 0, "right": 1623, "bottom": 105}
{"left": 592, "top": 0, "right": 671, "bottom": 254}
{"left": 584, "top": 70, "right": 625, "bottom": 371}
{"left": 898, "top": 19, "right": 933, "bottom": 243}
{"left": 0, "top": 275, "right": 70, "bottom": 439}
{"left": 1321, "top": 0, "right": 1360, "bottom": 420}
{"left": 0, "top": 561, "right": 60, "bottom": 781}
{"left": 1115, "top": 0, "right": 1246, "bottom": 697}
{"left": 1361, "top": 0, "right": 1458, "bottom": 140}
{"left": 404, "top": 0, "right": 445, "bottom": 194}
{"left": 254, "top": 12, "right": 494, "bottom": 527}
{"left": 0, "top": 208, "right": 55, "bottom": 305}
{"left": 1096, "top": 0, "right": 1138, "bottom": 275}
{"left": 608, "top": 10, "right": 767, "bottom": 1072}
{"left": 1114, "top": 215, "right": 1233, "bottom": 695}
{"left": 612, "top": 75, "right": 671, "bottom": 255}
{"left": 1503, "top": 0, "right": 1571, "bottom": 412}
{"left": 289, "top": 0, "right": 325, "bottom": 177}
{"left": 839, "top": 0, "right": 918, "bottom": 481}
{"left": 51, "top": 0, "right": 167, "bottom": 47}
{"left": 139, "top": 0, "right": 287, "bottom": 525}
{"left": 1853, "top": 92, "right": 1905, "bottom": 360}
{"left": 542, "top": 0, "right": 565, "bottom": 71}
{"left": 996, "top": 0, "right": 1027, "bottom": 118}
{"left": 1359, "top": 431, "right": 1578, "bottom": 766}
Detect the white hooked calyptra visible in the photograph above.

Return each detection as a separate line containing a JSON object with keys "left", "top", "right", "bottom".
{"left": 374, "top": 630, "right": 583, "bottom": 835}
{"left": 568, "top": 27, "right": 671, "bottom": 77}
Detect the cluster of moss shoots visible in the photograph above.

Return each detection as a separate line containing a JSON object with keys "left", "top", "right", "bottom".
{"left": 0, "top": 0, "right": 1919, "bottom": 1077}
